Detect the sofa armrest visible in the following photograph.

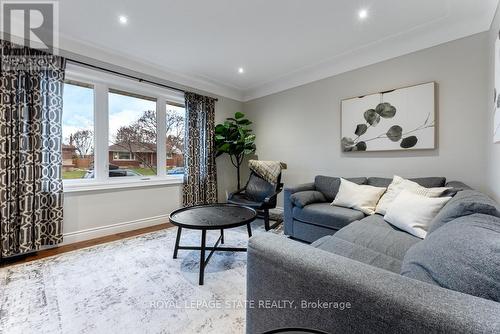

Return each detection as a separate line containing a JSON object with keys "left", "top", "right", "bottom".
{"left": 246, "top": 233, "right": 500, "bottom": 334}
{"left": 284, "top": 183, "right": 315, "bottom": 235}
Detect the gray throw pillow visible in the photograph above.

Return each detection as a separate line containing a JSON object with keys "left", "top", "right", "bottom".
{"left": 290, "top": 191, "right": 327, "bottom": 208}
{"left": 367, "top": 177, "right": 446, "bottom": 188}
{"left": 445, "top": 181, "right": 472, "bottom": 190}
{"left": 408, "top": 177, "right": 446, "bottom": 188}
{"left": 427, "top": 190, "right": 500, "bottom": 234}
{"left": 314, "top": 176, "right": 367, "bottom": 201}
{"left": 367, "top": 177, "right": 393, "bottom": 188}
{"left": 401, "top": 213, "right": 500, "bottom": 302}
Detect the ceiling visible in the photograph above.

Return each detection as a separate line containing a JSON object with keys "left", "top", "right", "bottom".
{"left": 58, "top": 0, "right": 499, "bottom": 101}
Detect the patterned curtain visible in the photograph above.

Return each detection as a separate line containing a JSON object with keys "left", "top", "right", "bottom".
{"left": 0, "top": 40, "right": 66, "bottom": 257}
{"left": 183, "top": 92, "right": 217, "bottom": 206}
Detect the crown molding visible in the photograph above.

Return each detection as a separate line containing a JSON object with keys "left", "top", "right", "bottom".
{"left": 242, "top": 9, "right": 496, "bottom": 102}
{"left": 5, "top": 1, "right": 496, "bottom": 104}
{"left": 58, "top": 34, "right": 245, "bottom": 102}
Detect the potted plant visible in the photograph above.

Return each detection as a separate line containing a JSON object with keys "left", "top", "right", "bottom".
{"left": 215, "top": 112, "right": 256, "bottom": 189}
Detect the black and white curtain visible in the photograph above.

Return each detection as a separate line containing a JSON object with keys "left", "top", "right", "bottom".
{"left": 0, "top": 40, "right": 66, "bottom": 257}
{"left": 183, "top": 92, "right": 217, "bottom": 206}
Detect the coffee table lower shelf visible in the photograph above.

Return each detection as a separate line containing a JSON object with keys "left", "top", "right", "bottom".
{"left": 173, "top": 227, "right": 247, "bottom": 285}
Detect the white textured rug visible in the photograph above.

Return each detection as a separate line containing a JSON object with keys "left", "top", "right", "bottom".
{"left": 0, "top": 220, "right": 284, "bottom": 334}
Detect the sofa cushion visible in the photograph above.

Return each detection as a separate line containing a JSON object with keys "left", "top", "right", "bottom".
{"left": 427, "top": 190, "right": 500, "bottom": 234}
{"left": 335, "top": 216, "right": 421, "bottom": 261}
{"left": 357, "top": 212, "right": 389, "bottom": 227}
{"left": 445, "top": 181, "right": 471, "bottom": 190}
{"left": 367, "top": 177, "right": 393, "bottom": 187}
{"left": 311, "top": 217, "right": 421, "bottom": 273}
{"left": 312, "top": 236, "right": 403, "bottom": 273}
{"left": 314, "top": 176, "right": 367, "bottom": 202}
{"left": 401, "top": 214, "right": 500, "bottom": 302}
{"left": 409, "top": 177, "right": 446, "bottom": 188}
{"left": 292, "top": 220, "right": 340, "bottom": 243}
{"left": 292, "top": 203, "right": 364, "bottom": 230}
{"left": 290, "top": 191, "right": 326, "bottom": 208}
{"left": 367, "top": 176, "right": 446, "bottom": 188}
{"left": 439, "top": 180, "right": 471, "bottom": 197}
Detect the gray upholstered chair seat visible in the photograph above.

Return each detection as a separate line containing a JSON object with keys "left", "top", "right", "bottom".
{"left": 311, "top": 217, "right": 420, "bottom": 273}
{"left": 227, "top": 193, "right": 264, "bottom": 209}
{"left": 292, "top": 203, "right": 364, "bottom": 230}
{"left": 227, "top": 171, "right": 284, "bottom": 231}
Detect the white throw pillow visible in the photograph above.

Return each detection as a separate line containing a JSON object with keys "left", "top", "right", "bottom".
{"left": 375, "top": 175, "right": 450, "bottom": 215}
{"left": 384, "top": 190, "right": 451, "bottom": 239}
{"left": 332, "top": 178, "right": 386, "bottom": 215}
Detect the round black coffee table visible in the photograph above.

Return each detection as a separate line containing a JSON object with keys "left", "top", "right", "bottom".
{"left": 169, "top": 203, "right": 257, "bottom": 285}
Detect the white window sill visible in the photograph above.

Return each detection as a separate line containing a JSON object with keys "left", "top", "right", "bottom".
{"left": 63, "top": 176, "right": 183, "bottom": 193}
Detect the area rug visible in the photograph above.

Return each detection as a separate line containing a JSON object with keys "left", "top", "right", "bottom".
{"left": 0, "top": 220, "right": 284, "bottom": 334}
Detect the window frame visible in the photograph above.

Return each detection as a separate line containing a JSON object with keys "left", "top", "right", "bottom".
{"left": 112, "top": 151, "right": 135, "bottom": 161}
{"left": 63, "top": 63, "right": 185, "bottom": 192}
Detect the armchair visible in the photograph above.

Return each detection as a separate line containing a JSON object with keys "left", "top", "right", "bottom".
{"left": 227, "top": 171, "right": 284, "bottom": 232}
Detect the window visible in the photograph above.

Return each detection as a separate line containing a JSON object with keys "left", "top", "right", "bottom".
{"left": 166, "top": 102, "right": 185, "bottom": 175}
{"left": 112, "top": 152, "right": 135, "bottom": 160}
{"left": 108, "top": 89, "right": 157, "bottom": 177}
{"left": 62, "top": 81, "right": 95, "bottom": 180}
{"left": 62, "top": 64, "right": 185, "bottom": 190}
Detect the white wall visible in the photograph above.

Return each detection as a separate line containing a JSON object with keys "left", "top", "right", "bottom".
{"left": 487, "top": 3, "right": 500, "bottom": 202}
{"left": 244, "top": 33, "right": 491, "bottom": 206}
{"left": 63, "top": 185, "right": 181, "bottom": 244}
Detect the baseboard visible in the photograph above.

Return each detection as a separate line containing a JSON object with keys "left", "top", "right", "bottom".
{"left": 62, "top": 214, "right": 170, "bottom": 245}
{"left": 59, "top": 207, "right": 283, "bottom": 246}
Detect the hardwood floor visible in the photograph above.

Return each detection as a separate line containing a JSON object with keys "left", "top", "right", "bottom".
{"left": 0, "top": 223, "right": 174, "bottom": 268}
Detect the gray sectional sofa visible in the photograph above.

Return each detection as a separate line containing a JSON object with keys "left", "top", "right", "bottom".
{"left": 284, "top": 175, "right": 448, "bottom": 242}
{"left": 246, "top": 176, "right": 500, "bottom": 333}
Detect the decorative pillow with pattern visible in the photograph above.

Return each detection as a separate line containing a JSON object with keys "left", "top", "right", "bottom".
{"left": 375, "top": 175, "right": 451, "bottom": 215}
{"left": 384, "top": 190, "right": 452, "bottom": 239}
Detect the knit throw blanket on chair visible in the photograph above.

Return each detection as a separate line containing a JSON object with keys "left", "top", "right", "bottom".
{"left": 248, "top": 160, "right": 287, "bottom": 184}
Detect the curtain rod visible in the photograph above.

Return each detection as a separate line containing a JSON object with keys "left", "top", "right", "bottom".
{"left": 67, "top": 58, "right": 218, "bottom": 102}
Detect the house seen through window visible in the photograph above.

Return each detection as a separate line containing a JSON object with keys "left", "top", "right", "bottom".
{"left": 61, "top": 72, "right": 186, "bottom": 183}
{"left": 166, "top": 102, "right": 185, "bottom": 175}
{"left": 108, "top": 89, "right": 158, "bottom": 177}
{"left": 62, "top": 81, "right": 95, "bottom": 180}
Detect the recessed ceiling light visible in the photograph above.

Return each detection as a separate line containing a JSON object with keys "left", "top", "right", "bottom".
{"left": 358, "top": 9, "right": 368, "bottom": 20}
{"left": 238, "top": 67, "right": 245, "bottom": 74}
{"left": 119, "top": 15, "right": 128, "bottom": 24}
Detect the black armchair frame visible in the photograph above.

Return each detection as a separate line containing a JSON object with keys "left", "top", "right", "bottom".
{"left": 228, "top": 171, "right": 284, "bottom": 231}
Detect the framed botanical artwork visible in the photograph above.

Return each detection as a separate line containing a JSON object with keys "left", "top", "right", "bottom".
{"left": 341, "top": 82, "right": 436, "bottom": 152}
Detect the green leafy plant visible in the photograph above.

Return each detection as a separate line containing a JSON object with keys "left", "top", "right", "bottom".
{"left": 215, "top": 112, "right": 256, "bottom": 189}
